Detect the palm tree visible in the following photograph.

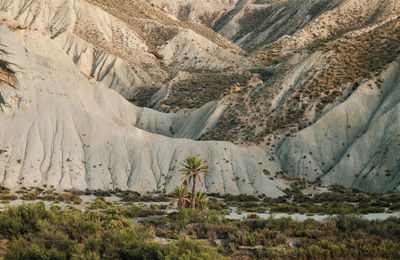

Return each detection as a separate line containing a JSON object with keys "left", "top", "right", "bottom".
{"left": 170, "top": 185, "right": 190, "bottom": 209}
{"left": 195, "top": 190, "right": 209, "bottom": 212}
{"left": 180, "top": 155, "right": 210, "bottom": 209}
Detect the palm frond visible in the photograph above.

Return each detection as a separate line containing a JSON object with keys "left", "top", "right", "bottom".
{"left": 197, "top": 174, "right": 203, "bottom": 184}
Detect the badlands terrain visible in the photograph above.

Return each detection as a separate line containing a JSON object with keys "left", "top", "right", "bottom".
{"left": 0, "top": 0, "right": 400, "bottom": 196}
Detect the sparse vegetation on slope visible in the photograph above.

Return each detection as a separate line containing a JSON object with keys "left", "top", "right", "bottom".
{"left": 203, "top": 18, "right": 400, "bottom": 144}
{"left": 159, "top": 71, "right": 252, "bottom": 111}
{"left": 128, "top": 87, "right": 159, "bottom": 107}
{"left": 296, "top": 18, "right": 400, "bottom": 114}
{"left": 87, "top": 0, "right": 241, "bottom": 53}
{"left": 250, "top": 0, "right": 400, "bottom": 58}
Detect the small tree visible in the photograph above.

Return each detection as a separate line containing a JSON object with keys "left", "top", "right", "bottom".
{"left": 195, "top": 190, "right": 209, "bottom": 212}
{"left": 170, "top": 185, "right": 190, "bottom": 209}
{"left": 180, "top": 155, "right": 210, "bottom": 209}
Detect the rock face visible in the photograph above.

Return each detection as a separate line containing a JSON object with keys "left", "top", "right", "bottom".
{"left": 0, "top": 24, "right": 286, "bottom": 196}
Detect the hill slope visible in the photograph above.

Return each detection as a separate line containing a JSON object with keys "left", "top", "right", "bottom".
{"left": 0, "top": 23, "right": 285, "bottom": 196}
{"left": 0, "top": 0, "right": 400, "bottom": 194}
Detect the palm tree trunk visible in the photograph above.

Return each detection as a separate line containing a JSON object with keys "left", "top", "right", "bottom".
{"left": 191, "top": 177, "right": 197, "bottom": 209}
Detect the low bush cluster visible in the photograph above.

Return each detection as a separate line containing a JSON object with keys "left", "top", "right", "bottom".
{"left": 0, "top": 203, "right": 224, "bottom": 259}
{"left": 2, "top": 184, "right": 400, "bottom": 259}
{"left": 147, "top": 208, "right": 400, "bottom": 259}
{"left": 0, "top": 186, "right": 16, "bottom": 201}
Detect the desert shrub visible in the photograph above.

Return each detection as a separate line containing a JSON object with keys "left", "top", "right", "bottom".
{"left": 121, "top": 193, "right": 169, "bottom": 203}
{"left": 224, "top": 194, "right": 259, "bottom": 203}
{"left": 0, "top": 194, "right": 17, "bottom": 201}
{"left": 0, "top": 186, "right": 10, "bottom": 193}
{"left": 383, "top": 193, "right": 400, "bottom": 203}
{"left": 159, "top": 72, "right": 251, "bottom": 111}
{"left": 389, "top": 202, "right": 400, "bottom": 211}
{"left": 40, "top": 192, "right": 83, "bottom": 204}
{"left": 249, "top": 67, "right": 275, "bottom": 81}
{"left": 0, "top": 202, "right": 49, "bottom": 238}
{"left": 161, "top": 239, "right": 227, "bottom": 259}
{"left": 58, "top": 193, "right": 83, "bottom": 204}
{"left": 128, "top": 87, "right": 159, "bottom": 107}
{"left": 208, "top": 199, "right": 229, "bottom": 211}
{"left": 21, "top": 191, "right": 40, "bottom": 201}
{"left": 335, "top": 215, "right": 369, "bottom": 232}
{"left": 370, "top": 200, "right": 390, "bottom": 207}
{"left": 122, "top": 204, "right": 165, "bottom": 218}
{"left": 88, "top": 197, "right": 110, "bottom": 209}
{"left": 184, "top": 223, "right": 236, "bottom": 240}
{"left": 240, "top": 205, "right": 267, "bottom": 213}
{"left": 159, "top": 208, "right": 223, "bottom": 227}
{"left": 229, "top": 230, "right": 266, "bottom": 246}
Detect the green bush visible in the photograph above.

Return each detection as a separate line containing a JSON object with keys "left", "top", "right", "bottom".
{"left": 0, "top": 202, "right": 49, "bottom": 238}
{"left": 161, "top": 239, "right": 227, "bottom": 259}
{"left": 159, "top": 208, "right": 223, "bottom": 227}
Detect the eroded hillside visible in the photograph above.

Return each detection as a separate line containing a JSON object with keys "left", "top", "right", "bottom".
{"left": 204, "top": 18, "right": 400, "bottom": 144}
{"left": 0, "top": 0, "right": 400, "bottom": 194}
